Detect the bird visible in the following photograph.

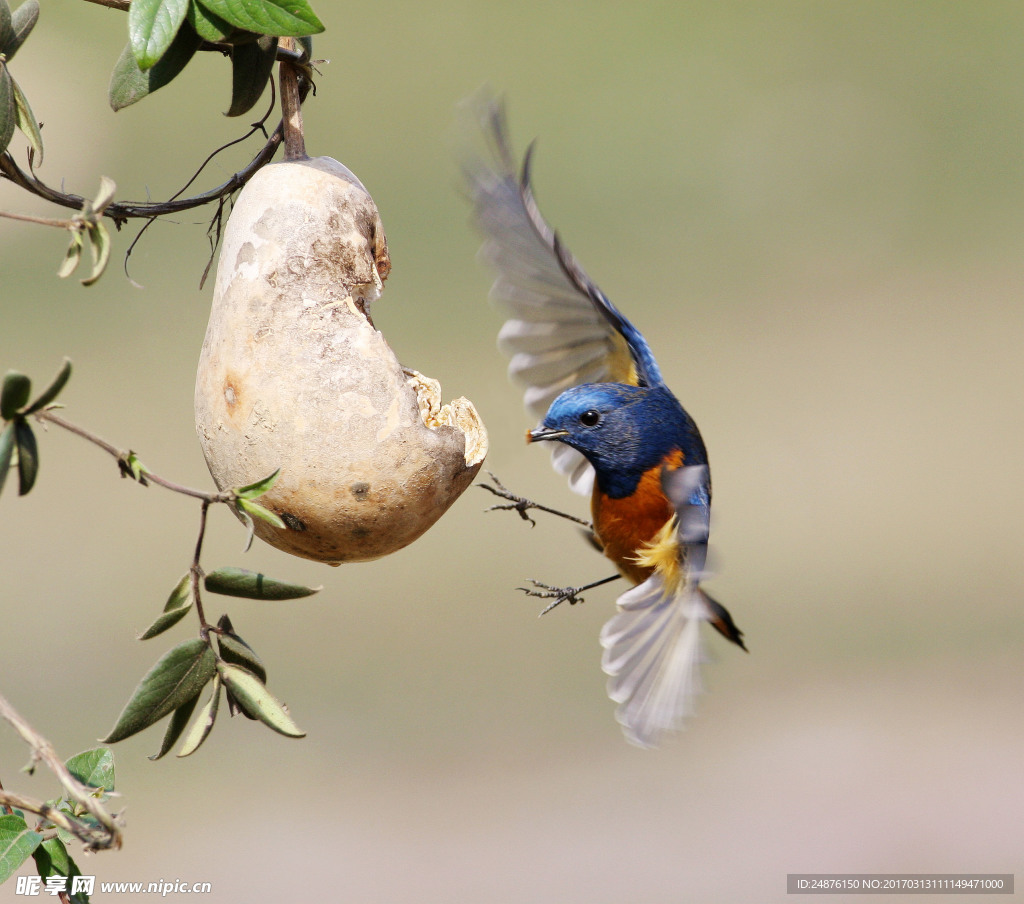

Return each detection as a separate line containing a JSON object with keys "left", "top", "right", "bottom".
{"left": 460, "top": 92, "right": 745, "bottom": 748}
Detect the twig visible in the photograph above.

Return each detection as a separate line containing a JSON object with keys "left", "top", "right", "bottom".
{"left": 0, "top": 692, "right": 122, "bottom": 851}
{"left": 0, "top": 211, "right": 76, "bottom": 229}
{"left": 278, "top": 37, "right": 307, "bottom": 160}
{"left": 0, "top": 124, "right": 283, "bottom": 225}
{"left": 35, "top": 410, "right": 226, "bottom": 503}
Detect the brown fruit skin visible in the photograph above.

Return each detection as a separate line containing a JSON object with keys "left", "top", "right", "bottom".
{"left": 194, "top": 156, "right": 487, "bottom": 564}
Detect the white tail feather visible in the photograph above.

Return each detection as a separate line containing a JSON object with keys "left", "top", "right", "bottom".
{"left": 600, "top": 573, "right": 712, "bottom": 748}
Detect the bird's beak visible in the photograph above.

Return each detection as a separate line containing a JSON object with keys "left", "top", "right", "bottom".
{"left": 526, "top": 427, "right": 569, "bottom": 444}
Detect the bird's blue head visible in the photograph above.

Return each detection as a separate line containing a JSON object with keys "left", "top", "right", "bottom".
{"left": 527, "top": 382, "right": 706, "bottom": 497}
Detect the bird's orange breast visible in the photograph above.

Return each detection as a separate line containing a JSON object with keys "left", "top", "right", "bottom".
{"left": 591, "top": 450, "right": 683, "bottom": 585}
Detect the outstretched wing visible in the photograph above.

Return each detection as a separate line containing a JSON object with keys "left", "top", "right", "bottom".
{"left": 460, "top": 90, "right": 663, "bottom": 495}
{"left": 599, "top": 465, "right": 744, "bottom": 747}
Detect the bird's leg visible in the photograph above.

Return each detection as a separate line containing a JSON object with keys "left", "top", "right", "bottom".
{"left": 521, "top": 574, "right": 622, "bottom": 615}
{"left": 478, "top": 471, "right": 591, "bottom": 529}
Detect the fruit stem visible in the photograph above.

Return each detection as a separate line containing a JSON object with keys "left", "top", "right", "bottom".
{"left": 279, "top": 37, "right": 308, "bottom": 161}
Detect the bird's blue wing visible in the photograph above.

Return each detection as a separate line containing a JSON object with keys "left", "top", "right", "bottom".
{"left": 599, "top": 464, "right": 742, "bottom": 747}
{"left": 460, "top": 91, "right": 663, "bottom": 495}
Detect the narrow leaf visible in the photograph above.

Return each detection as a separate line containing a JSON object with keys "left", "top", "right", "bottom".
{"left": 81, "top": 222, "right": 111, "bottom": 286}
{"left": 65, "top": 747, "right": 115, "bottom": 793}
{"left": 138, "top": 600, "right": 191, "bottom": 639}
{"left": 103, "top": 638, "right": 216, "bottom": 743}
{"left": 176, "top": 676, "right": 220, "bottom": 757}
{"left": 90, "top": 176, "right": 117, "bottom": 213}
{"left": 237, "top": 497, "right": 285, "bottom": 529}
{"left": 109, "top": 22, "right": 201, "bottom": 111}
{"left": 204, "top": 567, "right": 320, "bottom": 600}
{"left": 226, "top": 35, "right": 277, "bottom": 117}
{"left": 0, "top": 422, "right": 15, "bottom": 498}
{"left": 57, "top": 229, "right": 84, "bottom": 279}
{"left": 139, "top": 573, "right": 193, "bottom": 640}
{"left": 187, "top": 0, "right": 234, "bottom": 43}
{"left": 24, "top": 358, "right": 71, "bottom": 415}
{"left": 6, "top": 0, "right": 39, "bottom": 60}
{"left": 14, "top": 419, "right": 36, "bottom": 495}
{"left": 0, "top": 63, "right": 13, "bottom": 154}
{"left": 129, "top": 0, "right": 189, "bottom": 70}
{"left": 198, "top": 0, "right": 323, "bottom": 37}
{"left": 11, "top": 75, "right": 41, "bottom": 165}
{"left": 217, "top": 630, "right": 266, "bottom": 684}
{"left": 0, "top": 813, "right": 43, "bottom": 885}
{"left": 217, "top": 663, "right": 305, "bottom": 737}
{"left": 1, "top": 370, "right": 31, "bottom": 418}
{"left": 149, "top": 691, "right": 200, "bottom": 759}
{"left": 233, "top": 467, "right": 280, "bottom": 499}
{"left": 0, "top": 0, "right": 12, "bottom": 51}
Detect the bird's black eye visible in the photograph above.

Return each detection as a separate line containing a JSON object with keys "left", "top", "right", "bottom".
{"left": 580, "top": 409, "right": 601, "bottom": 427}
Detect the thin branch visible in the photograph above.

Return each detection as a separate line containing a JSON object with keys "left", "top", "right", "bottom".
{"left": 80, "top": 0, "right": 130, "bottom": 10}
{"left": 0, "top": 692, "right": 122, "bottom": 852}
{"left": 0, "top": 210, "right": 75, "bottom": 229}
{"left": 35, "top": 410, "right": 226, "bottom": 503}
{"left": 278, "top": 37, "right": 307, "bottom": 160}
{"left": 0, "top": 123, "right": 283, "bottom": 223}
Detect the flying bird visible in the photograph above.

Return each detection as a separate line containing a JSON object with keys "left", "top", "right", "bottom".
{"left": 461, "top": 93, "right": 745, "bottom": 747}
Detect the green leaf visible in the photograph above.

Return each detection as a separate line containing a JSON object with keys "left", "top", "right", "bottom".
{"left": 217, "top": 663, "right": 305, "bottom": 737}
{"left": 0, "top": 813, "right": 43, "bottom": 885}
{"left": 198, "top": 0, "right": 323, "bottom": 37}
{"left": 0, "top": 0, "right": 12, "bottom": 51}
{"left": 65, "top": 747, "right": 115, "bottom": 793}
{"left": 233, "top": 467, "right": 280, "bottom": 500}
{"left": 139, "top": 573, "right": 193, "bottom": 640}
{"left": 57, "top": 229, "right": 84, "bottom": 279}
{"left": 0, "top": 422, "right": 15, "bottom": 498}
{"left": 1, "top": 370, "right": 30, "bottom": 419}
{"left": 187, "top": 0, "right": 234, "bottom": 43}
{"left": 236, "top": 497, "right": 285, "bottom": 529}
{"left": 204, "top": 567, "right": 320, "bottom": 600}
{"left": 226, "top": 35, "right": 277, "bottom": 117}
{"left": 6, "top": 0, "right": 39, "bottom": 61}
{"left": 120, "top": 450, "right": 150, "bottom": 484}
{"left": 217, "top": 628, "right": 266, "bottom": 684}
{"left": 81, "top": 222, "right": 111, "bottom": 286}
{"left": 103, "top": 638, "right": 216, "bottom": 743}
{"left": 176, "top": 676, "right": 220, "bottom": 757}
{"left": 129, "top": 0, "right": 189, "bottom": 70}
{"left": 149, "top": 691, "right": 200, "bottom": 760}
{"left": 0, "top": 63, "right": 13, "bottom": 155}
{"left": 90, "top": 176, "right": 117, "bottom": 214}
{"left": 24, "top": 358, "right": 71, "bottom": 415}
{"left": 32, "top": 836, "right": 69, "bottom": 880}
{"left": 14, "top": 418, "right": 36, "bottom": 495}
{"left": 109, "top": 21, "right": 201, "bottom": 111}
{"left": 11, "top": 75, "right": 41, "bottom": 164}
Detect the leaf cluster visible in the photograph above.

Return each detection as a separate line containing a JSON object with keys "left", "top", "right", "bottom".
{"left": 0, "top": 748, "right": 115, "bottom": 902}
{"left": 105, "top": 564, "right": 319, "bottom": 759}
{"left": 0, "top": 359, "right": 71, "bottom": 499}
{"left": 111, "top": 0, "right": 322, "bottom": 112}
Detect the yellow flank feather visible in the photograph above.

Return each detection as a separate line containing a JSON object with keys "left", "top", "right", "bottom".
{"left": 608, "top": 332, "right": 640, "bottom": 386}
{"left": 631, "top": 515, "right": 682, "bottom": 591}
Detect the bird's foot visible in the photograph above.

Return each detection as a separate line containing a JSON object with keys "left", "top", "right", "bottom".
{"left": 520, "top": 580, "right": 588, "bottom": 615}
{"left": 478, "top": 471, "right": 591, "bottom": 529}
{"left": 519, "top": 574, "right": 621, "bottom": 616}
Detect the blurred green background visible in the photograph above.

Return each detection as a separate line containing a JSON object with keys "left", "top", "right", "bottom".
{"left": 2, "top": 1, "right": 1022, "bottom": 901}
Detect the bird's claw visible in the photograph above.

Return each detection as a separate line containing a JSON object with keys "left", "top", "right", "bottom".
{"left": 477, "top": 471, "right": 591, "bottom": 529}
{"left": 519, "top": 579, "right": 587, "bottom": 615}
{"left": 477, "top": 472, "right": 538, "bottom": 526}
